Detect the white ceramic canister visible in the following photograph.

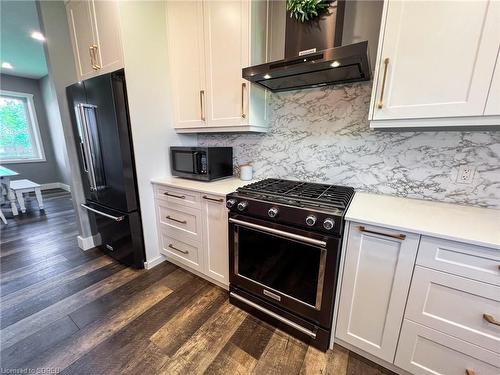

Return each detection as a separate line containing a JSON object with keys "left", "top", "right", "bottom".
{"left": 239, "top": 164, "right": 253, "bottom": 181}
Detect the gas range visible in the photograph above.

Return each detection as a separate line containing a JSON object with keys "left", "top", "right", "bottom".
{"left": 226, "top": 178, "right": 355, "bottom": 236}
{"left": 226, "top": 178, "right": 355, "bottom": 351}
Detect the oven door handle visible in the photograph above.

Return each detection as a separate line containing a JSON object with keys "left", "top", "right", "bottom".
{"left": 229, "top": 218, "right": 327, "bottom": 248}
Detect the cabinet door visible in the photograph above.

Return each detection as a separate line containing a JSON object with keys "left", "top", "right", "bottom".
{"left": 201, "top": 194, "right": 229, "bottom": 286}
{"left": 335, "top": 222, "right": 420, "bottom": 362}
{"left": 90, "top": 0, "right": 124, "bottom": 74}
{"left": 371, "top": 0, "right": 500, "bottom": 120}
{"left": 485, "top": 49, "right": 500, "bottom": 115}
{"left": 166, "top": 1, "right": 206, "bottom": 129}
{"left": 66, "top": 1, "right": 96, "bottom": 81}
{"left": 203, "top": 0, "right": 250, "bottom": 127}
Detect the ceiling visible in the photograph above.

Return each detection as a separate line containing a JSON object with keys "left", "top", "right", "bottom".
{"left": 0, "top": 0, "right": 48, "bottom": 79}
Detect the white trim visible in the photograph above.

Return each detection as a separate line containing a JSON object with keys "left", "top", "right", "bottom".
{"left": 37, "top": 182, "right": 71, "bottom": 192}
{"left": 144, "top": 254, "right": 167, "bottom": 270}
{"left": 0, "top": 90, "right": 46, "bottom": 163}
{"left": 77, "top": 233, "right": 102, "bottom": 251}
{"left": 165, "top": 255, "right": 229, "bottom": 290}
{"left": 370, "top": 115, "right": 500, "bottom": 129}
{"left": 175, "top": 125, "right": 268, "bottom": 133}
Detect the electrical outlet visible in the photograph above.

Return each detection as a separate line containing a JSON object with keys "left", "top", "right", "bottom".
{"left": 456, "top": 165, "right": 476, "bottom": 184}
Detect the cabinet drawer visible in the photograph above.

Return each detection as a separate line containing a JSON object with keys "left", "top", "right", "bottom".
{"left": 406, "top": 266, "right": 500, "bottom": 353}
{"left": 417, "top": 236, "right": 500, "bottom": 286}
{"left": 157, "top": 202, "right": 201, "bottom": 236}
{"left": 155, "top": 185, "right": 201, "bottom": 208}
{"left": 395, "top": 320, "right": 500, "bottom": 374}
{"left": 159, "top": 230, "right": 201, "bottom": 271}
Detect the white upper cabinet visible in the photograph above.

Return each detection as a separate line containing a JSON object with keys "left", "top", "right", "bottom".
{"left": 485, "top": 49, "right": 500, "bottom": 115}
{"left": 336, "top": 222, "right": 420, "bottom": 363}
{"left": 66, "top": 0, "right": 124, "bottom": 81}
{"left": 370, "top": 0, "right": 500, "bottom": 127}
{"left": 166, "top": 1, "right": 206, "bottom": 129}
{"left": 66, "top": 1, "right": 96, "bottom": 80}
{"left": 90, "top": 0, "right": 124, "bottom": 75}
{"left": 168, "top": 0, "right": 269, "bottom": 133}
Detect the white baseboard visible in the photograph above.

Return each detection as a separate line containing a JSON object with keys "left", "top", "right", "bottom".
{"left": 144, "top": 254, "right": 167, "bottom": 270}
{"left": 77, "top": 233, "right": 102, "bottom": 251}
{"left": 40, "top": 182, "right": 71, "bottom": 192}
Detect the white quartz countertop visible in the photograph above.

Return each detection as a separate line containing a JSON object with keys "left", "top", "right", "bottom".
{"left": 151, "top": 176, "right": 254, "bottom": 196}
{"left": 346, "top": 192, "right": 500, "bottom": 250}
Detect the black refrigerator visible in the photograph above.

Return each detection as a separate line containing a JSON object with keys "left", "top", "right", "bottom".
{"left": 66, "top": 69, "right": 145, "bottom": 268}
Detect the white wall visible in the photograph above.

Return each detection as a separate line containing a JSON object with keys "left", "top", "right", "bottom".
{"left": 40, "top": 75, "right": 70, "bottom": 186}
{"left": 118, "top": 1, "right": 196, "bottom": 265}
{"left": 37, "top": 0, "right": 93, "bottom": 239}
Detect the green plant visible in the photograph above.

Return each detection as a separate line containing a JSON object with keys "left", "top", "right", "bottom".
{"left": 287, "top": 0, "right": 329, "bottom": 22}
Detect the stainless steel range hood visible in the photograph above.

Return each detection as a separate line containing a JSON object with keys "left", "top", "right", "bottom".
{"left": 243, "top": 0, "right": 381, "bottom": 92}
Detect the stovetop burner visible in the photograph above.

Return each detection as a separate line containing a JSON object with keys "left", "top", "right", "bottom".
{"left": 237, "top": 178, "right": 355, "bottom": 211}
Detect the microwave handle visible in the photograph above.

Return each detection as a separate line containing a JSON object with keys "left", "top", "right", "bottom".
{"left": 193, "top": 152, "right": 202, "bottom": 174}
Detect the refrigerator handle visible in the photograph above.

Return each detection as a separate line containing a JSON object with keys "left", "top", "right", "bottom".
{"left": 77, "top": 104, "right": 98, "bottom": 191}
{"left": 81, "top": 204, "right": 125, "bottom": 221}
{"left": 79, "top": 143, "right": 88, "bottom": 172}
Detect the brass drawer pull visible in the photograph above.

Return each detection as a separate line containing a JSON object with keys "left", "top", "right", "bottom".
{"left": 163, "top": 192, "right": 185, "bottom": 199}
{"left": 377, "top": 57, "right": 389, "bottom": 109}
{"left": 166, "top": 215, "right": 187, "bottom": 224}
{"left": 466, "top": 369, "right": 476, "bottom": 375}
{"left": 168, "top": 244, "right": 188, "bottom": 254}
{"left": 89, "top": 45, "right": 96, "bottom": 69}
{"left": 200, "top": 90, "right": 205, "bottom": 121}
{"left": 483, "top": 313, "right": 500, "bottom": 326}
{"left": 358, "top": 226, "right": 406, "bottom": 240}
{"left": 203, "top": 195, "right": 224, "bottom": 203}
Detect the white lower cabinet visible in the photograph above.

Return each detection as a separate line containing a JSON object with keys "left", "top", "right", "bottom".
{"left": 336, "top": 222, "right": 420, "bottom": 362}
{"left": 337, "top": 222, "right": 500, "bottom": 374}
{"left": 395, "top": 320, "right": 500, "bottom": 375}
{"left": 154, "top": 184, "right": 229, "bottom": 287}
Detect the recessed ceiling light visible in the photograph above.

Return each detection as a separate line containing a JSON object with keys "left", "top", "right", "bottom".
{"left": 1, "top": 62, "right": 13, "bottom": 69}
{"left": 263, "top": 74, "right": 271, "bottom": 79}
{"left": 330, "top": 61, "right": 341, "bottom": 68}
{"left": 31, "top": 31, "right": 45, "bottom": 41}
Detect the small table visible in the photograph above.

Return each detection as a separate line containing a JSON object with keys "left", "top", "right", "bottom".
{"left": 0, "top": 166, "right": 20, "bottom": 216}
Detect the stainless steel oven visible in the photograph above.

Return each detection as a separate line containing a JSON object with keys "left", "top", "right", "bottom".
{"left": 228, "top": 213, "right": 342, "bottom": 332}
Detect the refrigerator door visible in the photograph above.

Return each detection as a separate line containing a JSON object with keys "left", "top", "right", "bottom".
{"left": 81, "top": 71, "right": 138, "bottom": 212}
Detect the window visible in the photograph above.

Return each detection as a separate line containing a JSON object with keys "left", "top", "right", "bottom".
{"left": 0, "top": 90, "right": 45, "bottom": 163}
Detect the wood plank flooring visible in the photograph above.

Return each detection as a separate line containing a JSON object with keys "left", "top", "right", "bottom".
{"left": 0, "top": 189, "right": 395, "bottom": 374}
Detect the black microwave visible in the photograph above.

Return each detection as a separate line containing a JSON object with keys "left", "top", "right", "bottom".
{"left": 170, "top": 146, "right": 233, "bottom": 181}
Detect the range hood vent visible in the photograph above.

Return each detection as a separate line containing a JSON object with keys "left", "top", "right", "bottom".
{"left": 243, "top": 0, "right": 371, "bottom": 92}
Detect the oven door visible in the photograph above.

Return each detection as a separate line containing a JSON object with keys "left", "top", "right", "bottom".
{"left": 229, "top": 214, "right": 341, "bottom": 327}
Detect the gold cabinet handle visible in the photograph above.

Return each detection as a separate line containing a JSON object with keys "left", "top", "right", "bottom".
{"left": 241, "top": 82, "right": 247, "bottom": 118}
{"left": 203, "top": 195, "right": 224, "bottom": 203}
{"left": 200, "top": 90, "right": 205, "bottom": 121}
{"left": 465, "top": 369, "right": 476, "bottom": 375}
{"left": 359, "top": 225, "right": 406, "bottom": 240}
{"left": 168, "top": 244, "right": 188, "bottom": 254}
{"left": 89, "top": 45, "right": 96, "bottom": 69}
{"left": 166, "top": 215, "right": 187, "bottom": 224}
{"left": 92, "top": 45, "right": 101, "bottom": 70}
{"left": 483, "top": 313, "right": 500, "bottom": 326}
{"left": 377, "top": 57, "right": 389, "bottom": 109}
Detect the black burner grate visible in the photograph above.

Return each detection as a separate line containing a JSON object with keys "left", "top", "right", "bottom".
{"left": 238, "top": 179, "right": 355, "bottom": 209}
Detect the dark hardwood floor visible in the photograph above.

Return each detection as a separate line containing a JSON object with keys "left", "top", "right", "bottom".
{"left": 0, "top": 189, "right": 395, "bottom": 374}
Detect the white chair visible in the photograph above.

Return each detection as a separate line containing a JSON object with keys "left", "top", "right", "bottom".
{"left": 9, "top": 179, "right": 44, "bottom": 213}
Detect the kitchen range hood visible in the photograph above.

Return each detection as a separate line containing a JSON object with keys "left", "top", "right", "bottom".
{"left": 243, "top": 0, "right": 372, "bottom": 92}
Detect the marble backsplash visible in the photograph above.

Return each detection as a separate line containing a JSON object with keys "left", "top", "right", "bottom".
{"left": 198, "top": 82, "right": 500, "bottom": 209}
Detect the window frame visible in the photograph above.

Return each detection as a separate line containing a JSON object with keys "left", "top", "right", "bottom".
{"left": 0, "top": 89, "right": 46, "bottom": 164}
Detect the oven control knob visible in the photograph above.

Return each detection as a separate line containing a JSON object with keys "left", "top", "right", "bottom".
{"left": 226, "top": 199, "right": 237, "bottom": 209}
{"left": 268, "top": 207, "right": 279, "bottom": 218}
{"left": 237, "top": 201, "right": 248, "bottom": 211}
{"left": 323, "top": 218, "right": 335, "bottom": 230}
{"left": 305, "top": 215, "right": 317, "bottom": 226}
